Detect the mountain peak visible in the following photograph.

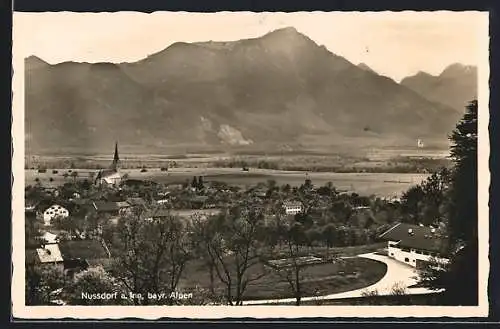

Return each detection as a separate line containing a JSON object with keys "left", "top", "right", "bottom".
{"left": 401, "top": 64, "right": 477, "bottom": 113}
{"left": 415, "top": 70, "right": 434, "bottom": 77}
{"left": 271, "top": 26, "right": 300, "bottom": 34}
{"left": 263, "top": 26, "right": 309, "bottom": 40}
{"left": 440, "top": 63, "right": 477, "bottom": 78}
{"left": 357, "top": 63, "right": 376, "bottom": 74}
{"left": 25, "top": 55, "right": 50, "bottom": 69}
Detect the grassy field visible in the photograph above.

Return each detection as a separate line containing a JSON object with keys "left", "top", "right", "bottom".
{"left": 25, "top": 168, "right": 430, "bottom": 197}
{"left": 26, "top": 147, "right": 450, "bottom": 172}
{"left": 177, "top": 256, "right": 388, "bottom": 301}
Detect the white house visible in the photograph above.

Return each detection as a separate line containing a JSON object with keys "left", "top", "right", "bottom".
{"left": 283, "top": 201, "right": 303, "bottom": 215}
{"left": 40, "top": 231, "right": 59, "bottom": 244}
{"left": 43, "top": 204, "right": 69, "bottom": 226}
{"left": 379, "top": 222, "right": 449, "bottom": 269}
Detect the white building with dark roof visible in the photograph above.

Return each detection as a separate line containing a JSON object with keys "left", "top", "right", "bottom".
{"left": 283, "top": 200, "right": 303, "bottom": 215}
{"left": 379, "top": 222, "right": 449, "bottom": 269}
{"left": 43, "top": 204, "right": 69, "bottom": 226}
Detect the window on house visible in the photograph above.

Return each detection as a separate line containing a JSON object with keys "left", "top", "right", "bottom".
{"left": 405, "top": 257, "right": 409, "bottom": 262}
{"left": 390, "top": 253, "right": 394, "bottom": 256}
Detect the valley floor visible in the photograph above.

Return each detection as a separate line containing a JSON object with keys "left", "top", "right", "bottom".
{"left": 25, "top": 167, "right": 430, "bottom": 197}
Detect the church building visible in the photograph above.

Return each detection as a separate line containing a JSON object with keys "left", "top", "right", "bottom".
{"left": 95, "top": 142, "right": 123, "bottom": 186}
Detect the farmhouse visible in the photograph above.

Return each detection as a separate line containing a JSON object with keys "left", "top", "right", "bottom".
{"left": 42, "top": 204, "right": 70, "bottom": 226}
{"left": 378, "top": 222, "right": 449, "bottom": 269}
{"left": 283, "top": 200, "right": 303, "bottom": 215}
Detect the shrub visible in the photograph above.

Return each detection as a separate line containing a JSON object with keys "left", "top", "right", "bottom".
{"left": 390, "top": 282, "right": 408, "bottom": 296}
{"left": 140, "top": 168, "right": 148, "bottom": 173}
{"left": 38, "top": 169, "right": 47, "bottom": 173}
{"left": 361, "top": 288, "right": 379, "bottom": 297}
{"left": 52, "top": 170, "right": 58, "bottom": 174}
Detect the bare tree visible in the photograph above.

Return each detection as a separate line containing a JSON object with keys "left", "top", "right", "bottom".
{"left": 272, "top": 221, "right": 308, "bottom": 306}
{"left": 111, "top": 209, "right": 192, "bottom": 305}
{"left": 191, "top": 205, "right": 268, "bottom": 305}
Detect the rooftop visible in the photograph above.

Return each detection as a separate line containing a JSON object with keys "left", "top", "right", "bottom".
{"left": 59, "top": 239, "right": 109, "bottom": 260}
{"left": 126, "top": 197, "right": 147, "bottom": 207}
{"left": 92, "top": 201, "right": 120, "bottom": 212}
{"left": 378, "top": 222, "right": 446, "bottom": 253}
{"left": 96, "top": 169, "right": 119, "bottom": 179}
{"left": 116, "top": 201, "right": 130, "bottom": 209}
{"left": 41, "top": 231, "right": 59, "bottom": 244}
{"left": 36, "top": 244, "right": 64, "bottom": 263}
{"left": 142, "top": 207, "right": 172, "bottom": 219}
{"left": 283, "top": 200, "right": 303, "bottom": 207}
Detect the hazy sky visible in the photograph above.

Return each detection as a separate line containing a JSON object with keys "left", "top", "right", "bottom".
{"left": 13, "top": 11, "right": 488, "bottom": 81}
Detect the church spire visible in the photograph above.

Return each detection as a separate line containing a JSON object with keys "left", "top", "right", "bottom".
{"left": 112, "top": 141, "right": 120, "bottom": 170}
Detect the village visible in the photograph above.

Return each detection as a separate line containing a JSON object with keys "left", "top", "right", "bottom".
{"left": 25, "top": 142, "right": 451, "bottom": 306}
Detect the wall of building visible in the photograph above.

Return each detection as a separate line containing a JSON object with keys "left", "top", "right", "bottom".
{"left": 43, "top": 205, "right": 69, "bottom": 226}
{"left": 284, "top": 206, "right": 303, "bottom": 215}
{"left": 387, "top": 242, "right": 448, "bottom": 268}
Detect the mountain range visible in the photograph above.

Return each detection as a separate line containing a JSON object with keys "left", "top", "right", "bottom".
{"left": 400, "top": 64, "right": 477, "bottom": 113}
{"left": 25, "top": 27, "right": 468, "bottom": 155}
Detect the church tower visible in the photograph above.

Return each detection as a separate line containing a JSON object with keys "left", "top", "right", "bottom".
{"left": 111, "top": 141, "right": 120, "bottom": 170}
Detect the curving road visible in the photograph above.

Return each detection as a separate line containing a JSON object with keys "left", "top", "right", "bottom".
{"left": 242, "top": 253, "right": 441, "bottom": 305}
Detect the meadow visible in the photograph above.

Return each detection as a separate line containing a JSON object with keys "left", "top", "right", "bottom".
{"left": 25, "top": 167, "right": 430, "bottom": 197}
{"left": 177, "top": 252, "right": 388, "bottom": 301}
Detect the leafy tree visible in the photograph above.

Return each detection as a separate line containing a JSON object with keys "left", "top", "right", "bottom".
{"left": 305, "top": 226, "right": 322, "bottom": 249}
{"left": 265, "top": 179, "right": 277, "bottom": 195}
{"left": 417, "top": 100, "right": 479, "bottom": 305}
{"left": 321, "top": 223, "right": 337, "bottom": 257}
{"left": 70, "top": 171, "right": 78, "bottom": 183}
{"left": 441, "top": 100, "right": 478, "bottom": 305}
{"left": 197, "top": 176, "right": 204, "bottom": 189}
{"left": 400, "top": 185, "right": 425, "bottom": 223}
{"left": 25, "top": 264, "right": 66, "bottom": 305}
{"left": 25, "top": 214, "right": 44, "bottom": 248}
{"left": 448, "top": 100, "right": 478, "bottom": 244}
{"left": 281, "top": 183, "right": 292, "bottom": 194}
{"left": 64, "top": 266, "right": 129, "bottom": 305}
{"left": 191, "top": 176, "right": 198, "bottom": 189}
